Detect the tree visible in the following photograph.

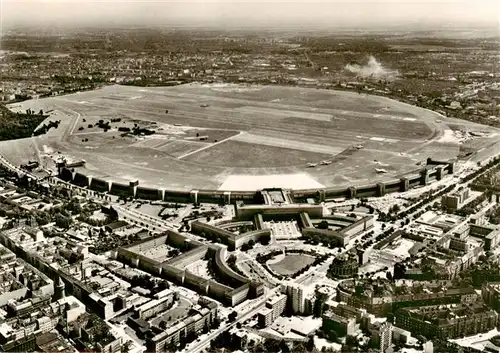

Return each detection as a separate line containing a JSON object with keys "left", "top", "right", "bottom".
{"left": 227, "top": 254, "right": 237, "bottom": 265}
{"left": 36, "top": 213, "right": 50, "bottom": 226}
{"left": 212, "top": 316, "right": 221, "bottom": 329}
{"left": 317, "top": 220, "right": 329, "bottom": 230}
{"left": 263, "top": 338, "right": 281, "bottom": 353}
{"left": 260, "top": 236, "right": 270, "bottom": 246}
{"left": 55, "top": 214, "right": 72, "bottom": 229}
{"left": 228, "top": 311, "right": 238, "bottom": 322}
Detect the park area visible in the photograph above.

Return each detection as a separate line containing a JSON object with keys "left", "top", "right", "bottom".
{"left": 268, "top": 254, "right": 316, "bottom": 276}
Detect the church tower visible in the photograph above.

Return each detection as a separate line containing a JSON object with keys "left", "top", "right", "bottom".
{"left": 54, "top": 277, "right": 66, "bottom": 300}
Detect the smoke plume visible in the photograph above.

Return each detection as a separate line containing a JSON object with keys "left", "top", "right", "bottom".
{"left": 345, "top": 56, "right": 398, "bottom": 79}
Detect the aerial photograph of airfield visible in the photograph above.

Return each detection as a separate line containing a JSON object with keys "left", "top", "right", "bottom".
{"left": 3, "top": 83, "right": 499, "bottom": 192}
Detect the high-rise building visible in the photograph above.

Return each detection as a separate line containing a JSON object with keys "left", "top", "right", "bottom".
{"left": 368, "top": 321, "right": 393, "bottom": 352}
{"left": 257, "top": 293, "right": 287, "bottom": 328}
{"left": 378, "top": 322, "right": 393, "bottom": 353}
{"left": 281, "top": 282, "right": 305, "bottom": 314}
{"left": 423, "top": 341, "right": 434, "bottom": 353}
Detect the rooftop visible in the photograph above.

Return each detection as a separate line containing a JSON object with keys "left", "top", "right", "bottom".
{"left": 266, "top": 293, "right": 287, "bottom": 306}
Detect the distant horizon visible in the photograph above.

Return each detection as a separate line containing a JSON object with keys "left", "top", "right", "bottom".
{"left": 1, "top": 0, "right": 499, "bottom": 32}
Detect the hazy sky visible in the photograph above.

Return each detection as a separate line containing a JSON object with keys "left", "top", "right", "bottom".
{"left": 1, "top": 0, "right": 499, "bottom": 29}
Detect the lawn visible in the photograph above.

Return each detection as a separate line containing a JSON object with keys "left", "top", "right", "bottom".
{"left": 268, "top": 254, "right": 316, "bottom": 276}
{"left": 184, "top": 140, "right": 331, "bottom": 168}
{"left": 151, "top": 298, "right": 192, "bottom": 327}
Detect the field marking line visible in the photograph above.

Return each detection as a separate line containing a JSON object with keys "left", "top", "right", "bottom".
{"left": 53, "top": 103, "right": 82, "bottom": 138}
{"left": 233, "top": 132, "right": 342, "bottom": 155}
{"left": 143, "top": 88, "right": 420, "bottom": 121}
{"left": 67, "top": 109, "right": 82, "bottom": 137}
{"left": 54, "top": 98, "right": 375, "bottom": 146}
{"left": 177, "top": 131, "right": 245, "bottom": 160}
{"left": 72, "top": 131, "right": 110, "bottom": 136}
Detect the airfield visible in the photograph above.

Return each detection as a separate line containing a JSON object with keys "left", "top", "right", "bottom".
{"left": 3, "top": 83, "right": 499, "bottom": 192}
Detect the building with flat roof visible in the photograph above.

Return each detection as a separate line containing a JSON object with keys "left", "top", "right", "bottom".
{"left": 146, "top": 301, "right": 218, "bottom": 353}
{"left": 469, "top": 222, "right": 500, "bottom": 251}
{"left": 482, "top": 282, "right": 500, "bottom": 312}
{"left": 328, "top": 252, "right": 359, "bottom": 279}
{"left": 322, "top": 310, "right": 357, "bottom": 337}
{"left": 442, "top": 187, "right": 470, "bottom": 211}
{"left": 280, "top": 282, "right": 315, "bottom": 315}
{"left": 370, "top": 321, "right": 392, "bottom": 353}
{"left": 394, "top": 303, "right": 498, "bottom": 339}
{"left": 134, "top": 292, "right": 175, "bottom": 320}
{"left": 302, "top": 215, "right": 374, "bottom": 246}
{"left": 257, "top": 308, "right": 274, "bottom": 328}
{"left": 257, "top": 293, "right": 287, "bottom": 328}
{"left": 117, "top": 230, "right": 264, "bottom": 307}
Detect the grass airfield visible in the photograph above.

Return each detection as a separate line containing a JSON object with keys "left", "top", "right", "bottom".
{"left": 4, "top": 83, "right": 497, "bottom": 191}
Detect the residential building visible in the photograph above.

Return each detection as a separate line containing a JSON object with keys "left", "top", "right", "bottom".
{"left": 134, "top": 291, "right": 175, "bottom": 320}
{"left": 257, "top": 293, "right": 287, "bottom": 327}
{"left": 281, "top": 282, "right": 306, "bottom": 314}
{"left": 370, "top": 321, "right": 392, "bottom": 353}
{"left": 322, "top": 310, "right": 357, "bottom": 337}
{"left": 394, "top": 303, "right": 498, "bottom": 339}
{"left": 482, "top": 282, "right": 500, "bottom": 312}
{"left": 441, "top": 187, "right": 470, "bottom": 210}
{"left": 146, "top": 301, "right": 218, "bottom": 353}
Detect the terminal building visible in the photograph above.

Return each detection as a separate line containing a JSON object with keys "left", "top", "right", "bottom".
{"left": 235, "top": 189, "right": 323, "bottom": 221}
{"left": 57, "top": 158, "right": 455, "bottom": 205}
